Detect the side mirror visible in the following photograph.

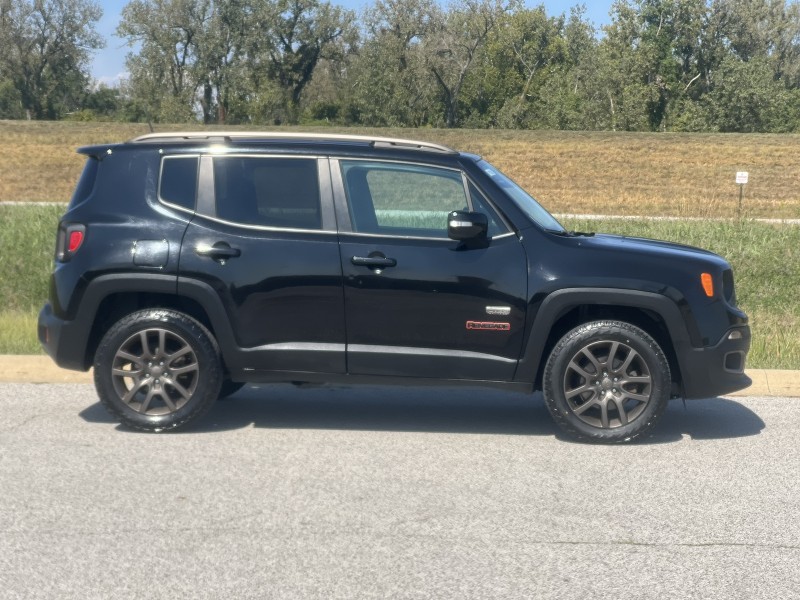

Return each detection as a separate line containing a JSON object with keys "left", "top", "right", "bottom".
{"left": 448, "top": 210, "right": 488, "bottom": 241}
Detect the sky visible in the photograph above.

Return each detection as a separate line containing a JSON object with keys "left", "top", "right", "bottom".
{"left": 91, "top": 0, "right": 614, "bottom": 85}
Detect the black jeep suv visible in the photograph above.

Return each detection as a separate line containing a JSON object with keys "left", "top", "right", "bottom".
{"left": 38, "top": 132, "right": 751, "bottom": 442}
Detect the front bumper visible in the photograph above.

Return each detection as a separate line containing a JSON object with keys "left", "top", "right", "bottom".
{"left": 38, "top": 303, "right": 90, "bottom": 371}
{"left": 679, "top": 325, "right": 752, "bottom": 399}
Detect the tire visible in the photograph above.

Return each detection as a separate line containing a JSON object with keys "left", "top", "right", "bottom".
{"left": 543, "top": 320, "right": 671, "bottom": 443}
{"left": 93, "top": 309, "right": 223, "bottom": 432}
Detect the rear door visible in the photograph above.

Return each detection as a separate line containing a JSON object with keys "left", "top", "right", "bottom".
{"left": 179, "top": 154, "right": 346, "bottom": 374}
{"left": 332, "top": 158, "right": 528, "bottom": 381}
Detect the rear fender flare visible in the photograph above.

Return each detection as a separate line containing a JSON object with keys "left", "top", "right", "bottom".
{"left": 69, "top": 273, "right": 239, "bottom": 369}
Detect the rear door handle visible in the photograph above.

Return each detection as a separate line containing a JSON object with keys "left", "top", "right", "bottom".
{"left": 351, "top": 256, "right": 397, "bottom": 268}
{"left": 196, "top": 242, "right": 241, "bottom": 261}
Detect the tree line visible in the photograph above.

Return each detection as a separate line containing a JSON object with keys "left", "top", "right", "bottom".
{"left": 2, "top": 0, "right": 800, "bottom": 132}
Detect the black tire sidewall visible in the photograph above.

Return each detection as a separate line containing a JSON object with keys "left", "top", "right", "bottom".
{"left": 94, "top": 309, "right": 222, "bottom": 431}
{"left": 543, "top": 321, "right": 671, "bottom": 443}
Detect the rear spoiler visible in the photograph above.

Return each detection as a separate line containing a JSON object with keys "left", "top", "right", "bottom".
{"left": 77, "top": 144, "right": 119, "bottom": 160}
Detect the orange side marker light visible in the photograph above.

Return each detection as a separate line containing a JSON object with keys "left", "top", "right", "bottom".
{"left": 701, "top": 273, "right": 714, "bottom": 297}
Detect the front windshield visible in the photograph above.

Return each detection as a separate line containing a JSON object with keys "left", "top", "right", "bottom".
{"left": 477, "top": 159, "right": 566, "bottom": 233}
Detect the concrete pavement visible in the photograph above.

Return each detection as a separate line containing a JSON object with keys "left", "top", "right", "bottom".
{"left": 1, "top": 383, "right": 799, "bottom": 599}
{"left": 1, "top": 355, "right": 798, "bottom": 397}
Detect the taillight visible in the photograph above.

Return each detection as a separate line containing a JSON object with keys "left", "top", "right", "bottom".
{"left": 57, "top": 223, "right": 86, "bottom": 262}
{"left": 68, "top": 230, "right": 84, "bottom": 252}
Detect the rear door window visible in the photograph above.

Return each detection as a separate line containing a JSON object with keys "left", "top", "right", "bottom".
{"left": 213, "top": 156, "right": 322, "bottom": 230}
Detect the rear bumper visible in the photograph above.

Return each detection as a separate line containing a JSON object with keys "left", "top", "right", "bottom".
{"left": 38, "top": 303, "right": 90, "bottom": 371}
{"left": 679, "top": 325, "right": 752, "bottom": 399}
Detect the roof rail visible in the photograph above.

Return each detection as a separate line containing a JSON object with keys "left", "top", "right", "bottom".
{"left": 128, "top": 131, "right": 457, "bottom": 154}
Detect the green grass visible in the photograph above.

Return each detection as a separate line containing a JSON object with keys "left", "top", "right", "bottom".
{"left": 0, "top": 204, "right": 63, "bottom": 311}
{"left": 1, "top": 204, "right": 796, "bottom": 369}
{"left": 0, "top": 204, "right": 62, "bottom": 356}
{"left": 0, "top": 311, "right": 43, "bottom": 354}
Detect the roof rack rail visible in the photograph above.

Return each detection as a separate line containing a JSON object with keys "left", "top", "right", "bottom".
{"left": 128, "top": 131, "right": 457, "bottom": 154}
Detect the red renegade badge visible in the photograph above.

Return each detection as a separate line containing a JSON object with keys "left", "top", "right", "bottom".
{"left": 466, "top": 321, "right": 511, "bottom": 331}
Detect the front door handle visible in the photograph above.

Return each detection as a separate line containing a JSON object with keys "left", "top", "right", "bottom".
{"left": 351, "top": 256, "right": 397, "bottom": 268}
{"left": 196, "top": 242, "right": 241, "bottom": 262}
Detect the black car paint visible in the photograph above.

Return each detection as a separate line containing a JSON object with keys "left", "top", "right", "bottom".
{"left": 39, "top": 137, "right": 751, "bottom": 400}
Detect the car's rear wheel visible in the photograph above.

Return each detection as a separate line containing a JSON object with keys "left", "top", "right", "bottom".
{"left": 543, "top": 320, "right": 671, "bottom": 443}
{"left": 94, "top": 309, "right": 222, "bottom": 432}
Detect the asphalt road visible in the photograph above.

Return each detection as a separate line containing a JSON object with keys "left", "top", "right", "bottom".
{"left": 1, "top": 383, "right": 798, "bottom": 599}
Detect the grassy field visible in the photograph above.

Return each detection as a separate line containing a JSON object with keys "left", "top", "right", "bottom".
{"left": 3, "top": 120, "right": 800, "bottom": 219}
{"left": 1, "top": 202, "right": 797, "bottom": 369}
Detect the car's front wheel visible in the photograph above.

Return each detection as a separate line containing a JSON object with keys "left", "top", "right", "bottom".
{"left": 93, "top": 309, "right": 222, "bottom": 432}
{"left": 543, "top": 320, "right": 671, "bottom": 443}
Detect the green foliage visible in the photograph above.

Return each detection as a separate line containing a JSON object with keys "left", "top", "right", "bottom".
{"left": 0, "top": 0, "right": 103, "bottom": 119}
{"left": 115, "top": 0, "right": 355, "bottom": 125}
{"left": 0, "top": 79, "right": 24, "bottom": 119}
{"left": 347, "top": 0, "right": 439, "bottom": 127}
{"left": 705, "top": 56, "right": 800, "bottom": 132}
{"left": 64, "top": 109, "right": 99, "bottom": 122}
{"left": 5, "top": 0, "right": 800, "bottom": 132}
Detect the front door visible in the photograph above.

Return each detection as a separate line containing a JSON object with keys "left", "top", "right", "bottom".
{"left": 332, "top": 158, "right": 528, "bottom": 381}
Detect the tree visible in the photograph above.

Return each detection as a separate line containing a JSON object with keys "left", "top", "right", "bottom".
{"left": 348, "top": 0, "right": 437, "bottom": 126}
{"left": 425, "top": 0, "right": 513, "bottom": 127}
{"left": 194, "top": 0, "right": 251, "bottom": 123}
{"left": 480, "top": 5, "right": 571, "bottom": 128}
{"left": 0, "top": 0, "right": 103, "bottom": 119}
{"left": 705, "top": 55, "right": 799, "bottom": 132}
{"left": 117, "top": 0, "right": 208, "bottom": 122}
{"left": 247, "top": 0, "right": 357, "bottom": 123}
{"left": 597, "top": 0, "right": 708, "bottom": 131}
{"left": 531, "top": 6, "right": 600, "bottom": 130}
{"left": 118, "top": 0, "right": 354, "bottom": 124}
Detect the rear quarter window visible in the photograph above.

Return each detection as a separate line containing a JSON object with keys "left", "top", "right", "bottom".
{"left": 159, "top": 156, "right": 199, "bottom": 211}
{"left": 68, "top": 157, "right": 99, "bottom": 209}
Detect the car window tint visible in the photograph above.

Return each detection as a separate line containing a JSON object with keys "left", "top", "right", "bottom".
{"left": 214, "top": 157, "right": 321, "bottom": 229}
{"left": 159, "top": 156, "right": 198, "bottom": 210}
{"left": 340, "top": 161, "right": 468, "bottom": 237}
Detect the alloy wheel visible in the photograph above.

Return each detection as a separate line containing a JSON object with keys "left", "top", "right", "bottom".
{"left": 563, "top": 339, "right": 653, "bottom": 429}
{"left": 110, "top": 328, "right": 200, "bottom": 416}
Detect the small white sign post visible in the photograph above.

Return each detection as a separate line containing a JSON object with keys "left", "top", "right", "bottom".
{"left": 736, "top": 172, "right": 748, "bottom": 217}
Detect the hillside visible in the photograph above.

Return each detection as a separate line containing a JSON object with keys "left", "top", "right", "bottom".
{"left": 2, "top": 121, "right": 799, "bottom": 219}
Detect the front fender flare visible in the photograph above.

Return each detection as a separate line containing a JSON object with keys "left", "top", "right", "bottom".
{"left": 514, "top": 287, "right": 696, "bottom": 384}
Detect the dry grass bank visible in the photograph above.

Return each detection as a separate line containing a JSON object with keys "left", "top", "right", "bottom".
{"left": 2, "top": 121, "right": 799, "bottom": 218}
